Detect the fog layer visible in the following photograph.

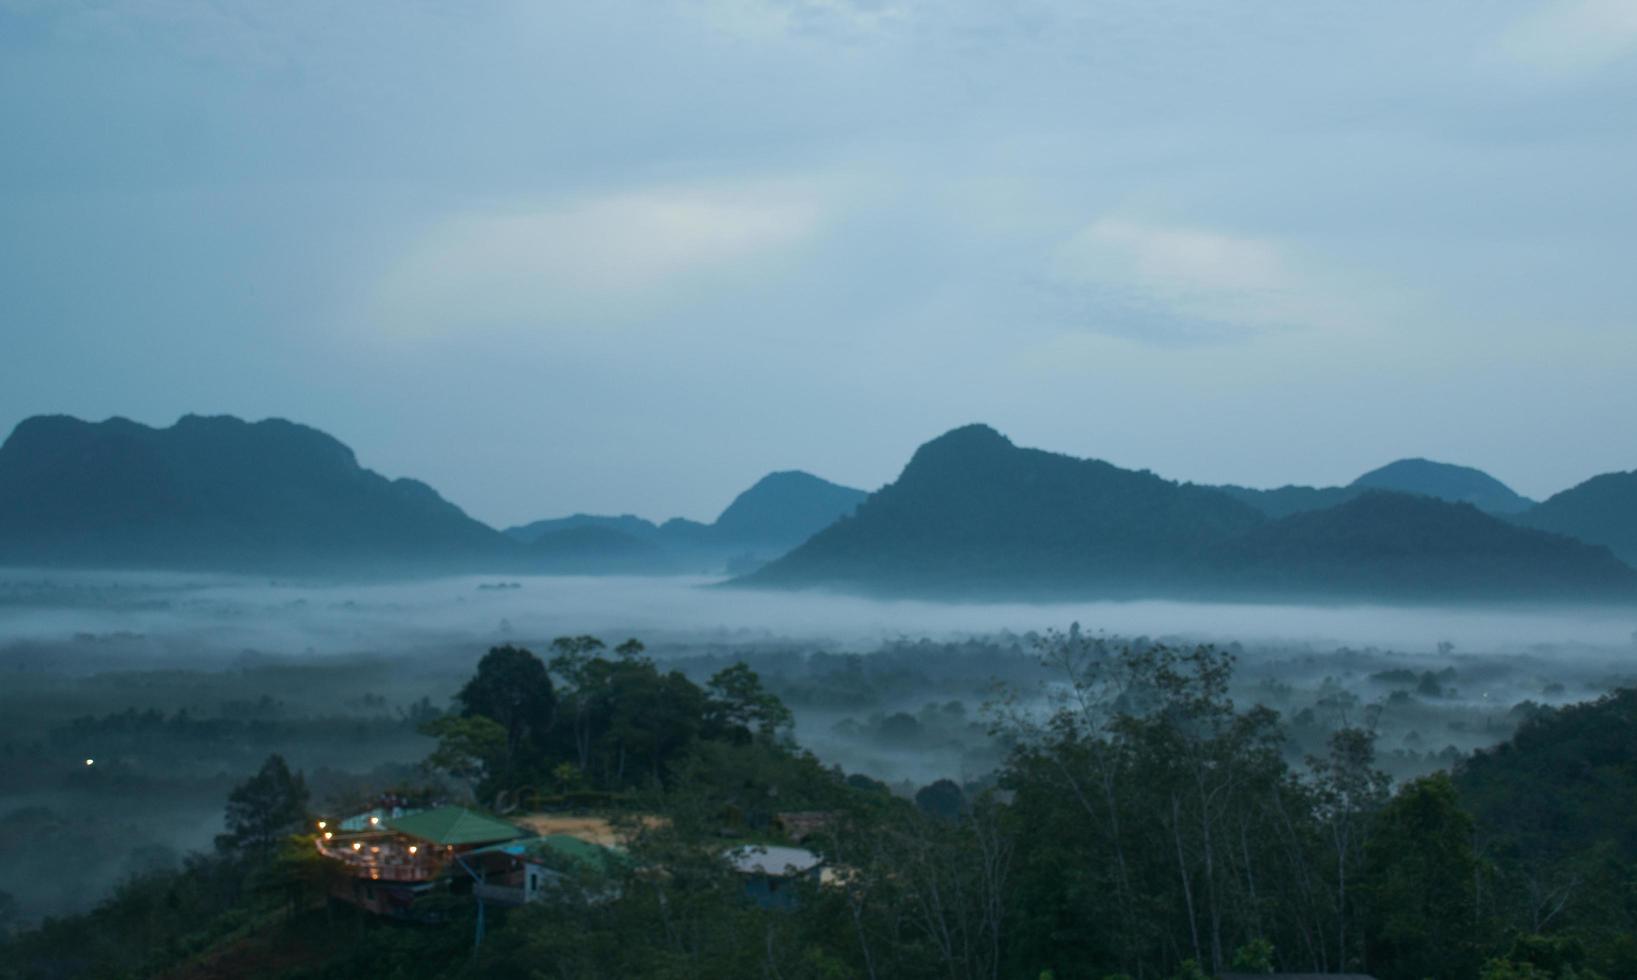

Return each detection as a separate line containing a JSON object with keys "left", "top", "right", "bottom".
{"left": 2, "top": 570, "right": 1634, "bottom": 922}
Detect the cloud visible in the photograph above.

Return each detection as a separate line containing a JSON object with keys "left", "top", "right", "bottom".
{"left": 1047, "top": 218, "right": 1311, "bottom": 343}
{"left": 693, "top": 0, "right": 910, "bottom": 43}
{"left": 368, "top": 182, "right": 825, "bottom": 338}
{"left": 1491, "top": 0, "right": 1637, "bottom": 77}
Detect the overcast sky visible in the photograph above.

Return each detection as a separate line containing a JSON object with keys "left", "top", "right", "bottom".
{"left": 3, "top": 0, "right": 1635, "bottom": 527}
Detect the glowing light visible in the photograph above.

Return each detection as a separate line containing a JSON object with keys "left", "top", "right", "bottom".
{"left": 369, "top": 816, "right": 380, "bottom": 825}
{"left": 317, "top": 821, "right": 327, "bottom": 830}
{"left": 84, "top": 759, "right": 94, "bottom": 766}
{"left": 323, "top": 832, "right": 333, "bottom": 840}
{"left": 352, "top": 842, "right": 362, "bottom": 851}
{"left": 408, "top": 845, "right": 418, "bottom": 854}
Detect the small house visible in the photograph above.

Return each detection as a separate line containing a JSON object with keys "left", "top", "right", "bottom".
{"left": 725, "top": 844, "right": 823, "bottom": 910}
{"left": 460, "top": 834, "right": 626, "bottom": 907}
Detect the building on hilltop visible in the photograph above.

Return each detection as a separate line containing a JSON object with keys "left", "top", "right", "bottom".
{"left": 315, "top": 805, "right": 631, "bottom": 918}
{"left": 315, "top": 805, "right": 525, "bottom": 918}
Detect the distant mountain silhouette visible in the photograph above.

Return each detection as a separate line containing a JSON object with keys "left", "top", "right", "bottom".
{"left": 740, "top": 425, "right": 1637, "bottom": 602}
{"left": 9, "top": 413, "right": 1630, "bottom": 598}
{"left": 1214, "top": 491, "right": 1635, "bottom": 600}
{"left": 0, "top": 413, "right": 866, "bottom": 578}
{"left": 709, "top": 471, "right": 868, "bottom": 549}
{"left": 1517, "top": 470, "right": 1637, "bottom": 565}
{"left": 506, "top": 513, "right": 663, "bottom": 544}
{"left": 507, "top": 469, "right": 867, "bottom": 572}
{"left": 1351, "top": 458, "right": 1533, "bottom": 514}
{"left": 1221, "top": 458, "right": 1532, "bottom": 519}
{"left": 0, "top": 414, "right": 519, "bottom": 574}
{"left": 744, "top": 424, "right": 1266, "bottom": 597}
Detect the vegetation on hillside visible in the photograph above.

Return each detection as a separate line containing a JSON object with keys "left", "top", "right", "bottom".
{"left": 5, "top": 634, "right": 1632, "bottom": 979}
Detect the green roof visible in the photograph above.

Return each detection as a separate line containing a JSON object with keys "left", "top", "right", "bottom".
{"left": 385, "top": 807, "right": 524, "bottom": 846}
{"left": 470, "top": 834, "right": 625, "bottom": 873}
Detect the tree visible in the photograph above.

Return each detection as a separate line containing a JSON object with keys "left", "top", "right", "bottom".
{"left": 456, "top": 644, "right": 556, "bottom": 780}
{"left": 914, "top": 779, "right": 966, "bottom": 821}
{"left": 549, "top": 635, "right": 609, "bottom": 772}
{"left": 1230, "top": 938, "right": 1275, "bottom": 972}
{"left": 1364, "top": 773, "right": 1483, "bottom": 980}
{"left": 1308, "top": 727, "right": 1391, "bottom": 971}
{"left": 1480, "top": 934, "right": 1607, "bottom": 980}
{"left": 706, "top": 662, "right": 794, "bottom": 744}
{"left": 421, "top": 714, "right": 508, "bottom": 802}
{"left": 217, "top": 754, "right": 310, "bottom": 863}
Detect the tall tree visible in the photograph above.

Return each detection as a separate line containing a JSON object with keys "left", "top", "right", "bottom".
{"left": 1364, "top": 773, "right": 1483, "bottom": 980}
{"left": 548, "top": 635, "right": 609, "bottom": 772}
{"left": 456, "top": 644, "right": 557, "bottom": 780}
{"left": 706, "top": 662, "right": 794, "bottom": 744}
{"left": 217, "top": 754, "right": 310, "bottom": 863}
{"left": 1308, "top": 726, "right": 1391, "bottom": 972}
{"left": 421, "top": 714, "right": 508, "bottom": 803}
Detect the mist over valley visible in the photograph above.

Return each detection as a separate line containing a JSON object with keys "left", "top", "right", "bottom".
{"left": 7, "top": 4, "right": 1637, "bottom": 972}
{"left": 4, "top": 568, "right": 1634, "bottom": 925}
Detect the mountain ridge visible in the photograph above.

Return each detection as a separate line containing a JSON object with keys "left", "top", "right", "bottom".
{"left": 1517, "top": 470, "right": 1637, "bottom": 565}
{"left": 740, "top": 425, "right": 1636, "bottom": 602}
{"left": 4, "top": 413, "right": 1633, "bottom": 600}
{"left": 505, "top": 468, "right": 867, "bottom": 571}
{"left": 1221, "top": 457, "right": 1534, "bottom": 519}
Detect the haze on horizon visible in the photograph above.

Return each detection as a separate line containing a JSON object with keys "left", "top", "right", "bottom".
{"left": 4, "top": 0, "right": 1636, "bottom": 527}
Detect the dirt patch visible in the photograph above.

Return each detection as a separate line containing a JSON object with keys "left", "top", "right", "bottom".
{"left": 511, "top": 813, "right": 666, "bottom": 847}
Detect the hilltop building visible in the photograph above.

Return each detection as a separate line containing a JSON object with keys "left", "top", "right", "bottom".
{"left": 316, "top": 806, "right": 525, "bottom": 917}
{"left": 315, "top": 805, "right": 630, "bottom": 919}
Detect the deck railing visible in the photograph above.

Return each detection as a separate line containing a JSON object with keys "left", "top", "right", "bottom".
{"left": 316, "top": 840, "right": 446, "bottom": 882}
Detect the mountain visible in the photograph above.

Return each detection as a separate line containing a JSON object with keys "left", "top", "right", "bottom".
{"left": 707, "top": 471, "right": 868, "bottom": 550}
{"left": 0, "top": 414, "right": 520, "bottom": 574}
{"left": 1516, "top": 470, "right": 1637, "bottom": 565}
{"left": 0, "top": 414, "right": 868, "bottom": 577}
{"left": 739, "top": 425, "right": 1637, "bottom": 602}
{"left": 743, "top": 424, "right": 1267, "bottom": 597}
{"left": 1214, "top": 491, "right": 1636, "bottom": 600}
{"left": 1218, "top": 484, "right": 1357, "bottom": 520}
{"left": 507, "top": 470, "right": 867, "bottom": 572}
{"left": 1220, "top": 458, "right": 1532, "bottom": 519}
{"left": 1350, "top": 458, "right": 1533, "bottom": 514}
{"left": 506, "top": 514, "right": 662, "bottom": 544}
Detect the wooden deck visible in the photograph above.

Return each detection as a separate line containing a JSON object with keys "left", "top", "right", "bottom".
{"left": 316, "top": 838, "right": 447, "bottom": 882}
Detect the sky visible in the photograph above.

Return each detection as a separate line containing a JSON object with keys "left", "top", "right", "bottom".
{"left": 3, "top": 0, "right": 1636, "bottom": 528}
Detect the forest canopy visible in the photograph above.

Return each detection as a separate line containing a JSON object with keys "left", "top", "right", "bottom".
{"left": 3, "top": 634, "right": 1633, "bottom": 980}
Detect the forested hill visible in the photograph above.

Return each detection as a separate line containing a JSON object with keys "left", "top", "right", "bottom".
{"left": 1213, "top": 491, "right": 1637, "bottom": 600}
{"left": 743, "top": 423, "right": 1268, "bottom": 597}
{"left": 1217, "top": 482, "right": 1357, "bottom": 520}
{"left": 708, "top": 470, "right": 867, "bottom": 549}
{"left": 1516, "top": 470, "right": 1637, "bottom": 565}
{"left": 506, "top": 469, "right": 866, "bottom": 570}
{"left": 1352, "top": 457, "right": 1534, "bottom": 513}
{"left": 740, "top": 425, "right": 1637, "bottom": 602}
{"left": 0, "top": 414, "right": 523, "bottom": 574}
{"left": 1221, "top": 457, "right": 1533, "bottom": 519}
